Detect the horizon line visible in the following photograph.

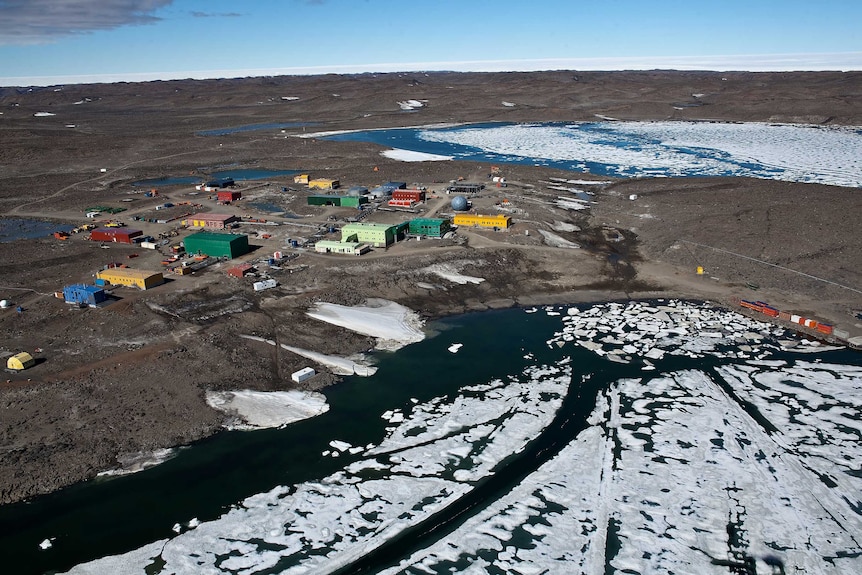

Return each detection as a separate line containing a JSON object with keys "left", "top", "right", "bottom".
{"left": 3, "top": 52, "right": 862, "bottom": 88}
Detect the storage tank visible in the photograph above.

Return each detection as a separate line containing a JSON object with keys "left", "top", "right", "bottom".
{"left": 451, "top": 195, "right": 469, "bottom": 211}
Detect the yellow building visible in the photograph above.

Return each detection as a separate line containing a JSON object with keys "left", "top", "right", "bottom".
{"left": 309, "top": 178, "right": 340, "bottom": 190}
{"left": 7, "top": 352, "right": 35, "bottom": 371}
{"left": 293, "top": 173, "right": 309, "bottom": 184}
{"left": 453, "top": 213, "right": 512, "bottom": 229}
{"left": 96, "top": 268, "right": 165, "bottom": 290}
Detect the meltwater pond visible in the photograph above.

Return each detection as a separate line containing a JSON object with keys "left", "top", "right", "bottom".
{"left": 133, "top": 169, "right": 299, "bottom": 187}
{"left": 323, "top": 121, "right": 862, "bottom": 187}
{"left": 0, "top": 218, "right": 73, "bottom": 242}
{"left": 7, "top": 301, "right": 862, "bottom": 575}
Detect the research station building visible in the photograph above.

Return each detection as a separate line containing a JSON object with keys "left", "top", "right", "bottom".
{"left": 95, "top": 268, "right": 165, "bottom": 290}
{"left": 453, "top": 214, "right": 512, "bottom": 229}
{"left": 183, "top": 213, "right": 240, "bottom": 230}
{"left": 184, "top": 231, "right": 250, "bottom": 259}
{"left": 408, "top": 218, "right": 451, "bottom": 238}
{"left": 63, "top": 284, "right": 107, "bottom": 306}
{"left": 340, "top": 222, "right": 402, "bottom": 247}
{"left": 89, "top": 227, "right": 143, "bottom": 244}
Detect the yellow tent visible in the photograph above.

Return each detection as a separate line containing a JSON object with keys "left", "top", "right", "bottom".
{"left": 7, "top": 352, "right": 35, "bottom": 371}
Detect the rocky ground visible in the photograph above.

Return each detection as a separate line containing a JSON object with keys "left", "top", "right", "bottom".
{"left": 0, "top": 70, "right": 860, "bottom": 505}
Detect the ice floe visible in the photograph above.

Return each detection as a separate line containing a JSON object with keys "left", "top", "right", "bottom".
{"left": 382, "top": 366, "right": 862, "bottom": 574}
{"left": 448, "top": 343, "right": 463, "bottom": 353}
{"left": 97, "top": 448, "right": 179, "bottom": 478}
{"left": 306, "top": 299, "right": 425, "bottom": 351}
{"left": 421, "top": 262, "right": 485, "bottom": 285}
{"left": 205, "top": 389, "right": 329, "bottom": 430}
{"left": 380, "top": 148, "right": 453, "bottom": 162}
{"left": 538, "top": 229, "right": 580, "bottom": 248}
{"left": 62, "top": 361, "right": 572, "bottom": 574}
{"left": 397, "top": 99, "right": 425, "bottom": 110}
{"left": 418, "top": 121, "right": 862, "bottom": 187}
{"left": 548, "top": 299, "right": 783, "bottom": 364}
{"left": 241, "top": 334, "right": 378, "bottom": 376}
{"left": 58, "top": 300, "right": 862, "bottom": 575}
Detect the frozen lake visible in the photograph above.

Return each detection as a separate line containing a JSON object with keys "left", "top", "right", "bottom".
{"left": 323, "top": 121, "right": 862, "bottom": 187}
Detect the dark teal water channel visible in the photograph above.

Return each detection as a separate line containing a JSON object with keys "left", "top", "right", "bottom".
{"left": 1, "top": 305, "right": 859, "bottom": 574}
{"left": 133, "top": 169, "right": 300, "bottom": 188}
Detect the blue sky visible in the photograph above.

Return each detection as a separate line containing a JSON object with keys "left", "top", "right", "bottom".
{"left": 1, "top": 0, "right": 861, "bottom": 86}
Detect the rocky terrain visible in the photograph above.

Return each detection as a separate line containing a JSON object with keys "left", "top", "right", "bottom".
{"left": 0, "top": 70, "right": 860, "bottom": 505}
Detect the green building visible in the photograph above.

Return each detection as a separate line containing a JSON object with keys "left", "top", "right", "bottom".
{"left": 307, "top": 195, "right": 368, "bottom": 208}
{"left": 183, "top": 231, "right": 249, "bottom": 259}
{"left": 408, "top": 218, "right": 451, "bottom": 238}
{"left": 341, "top": 222, "right": 398, "bottom": 247}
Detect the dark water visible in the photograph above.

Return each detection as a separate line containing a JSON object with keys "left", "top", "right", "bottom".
{"left": 196, "top": 122, "right": 315, "bottom": 136}
{"left": 210, "top": 169, "right": 299, "bottom": 181}
{"left": 133, "top": 169, "right": 299, "bottom": 187}
{"left": 0, "top": 218, "right": 74, "bottom": 243}
{"left": 2, "top": 304, "right": 859, "bottom": 574}
{"left": 322, "top": 121, "right": 791, "bottom": 180}
{"left": 132, "top": 175, "right": 203, "bottom": 187}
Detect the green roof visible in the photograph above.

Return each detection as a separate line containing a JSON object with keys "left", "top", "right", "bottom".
{"left": 186, "top": 231, "right": 246, "bottom": 242}
{"left": 341, "top": 222, "right": 394, "bottom": 231}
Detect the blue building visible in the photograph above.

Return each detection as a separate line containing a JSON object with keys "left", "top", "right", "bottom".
{"left": 63, "top": 284, "right": 107, "bottom": 307}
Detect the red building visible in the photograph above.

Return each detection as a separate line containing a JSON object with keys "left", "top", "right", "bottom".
{"left": 392, "top": 189, "right": 425, "bottom": 203}
{"left": 89, "top": 227, "right": 143, "bottom": 244}
{"left": 226, "top": 263, "right": 254, "bottom": 278}
{"left": 217, "top": 190, "right": 242, "bottom": 203}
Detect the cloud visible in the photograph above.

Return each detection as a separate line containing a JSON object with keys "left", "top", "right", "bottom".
{"left": 0, "top": 0, "right": 173, "bottom": 45}
{"left": 190, "top": 11, "right": 241, "bottom": 18}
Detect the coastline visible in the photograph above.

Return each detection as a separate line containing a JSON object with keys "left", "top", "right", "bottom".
{"left": 1, "top": 70, "right": 861, "bottom": 509}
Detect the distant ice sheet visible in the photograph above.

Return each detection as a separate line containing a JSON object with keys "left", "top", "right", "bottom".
{"left": 418, "top": 121, "right": 862, "bottom": 187}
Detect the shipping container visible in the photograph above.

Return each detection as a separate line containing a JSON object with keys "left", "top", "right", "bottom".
{"left": 253, "top": 279, "right": 277, "bottom": 291}
{"left": 778, "top": 311, "right": 791, "bottom": 320}
{"left": 291, "top": 367, "right": 316, "bottom": 383}
{"left": 790, "top": 314, "right": 802, "bottom": 323}
{"left": 816, "top": 324, "right": 833, "bottom": 334}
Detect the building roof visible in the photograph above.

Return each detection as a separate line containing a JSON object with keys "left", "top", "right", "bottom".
{"left": 92, "top": 227, "right": 143, "bottom": 235}
{"left": 65, "top": 284, "right": 104, "bottom": 293}
{"left": 315, "top": 240, "right": 363, "bottom": 249}
{"left": 341, "top": 222, "right": 395, "bottom": 231}
{"left": 97, "top": 268, "right": 162, "bottom": 280}
{"left": 188, "top": 213, "right": 238, "bottom": 222}
{"left": 411, "top": 218, "right": 448, "bottom": 225}
{"left": 185, "top": 231, "right": 247, "bottom": 242}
